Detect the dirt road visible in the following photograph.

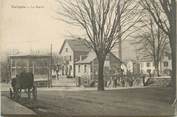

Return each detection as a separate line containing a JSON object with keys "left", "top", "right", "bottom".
{"left": 3, "top": 87, "right": 173, "bottom": 117}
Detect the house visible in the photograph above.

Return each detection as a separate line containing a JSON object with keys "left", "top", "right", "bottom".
{"left": 139, "top": 52, "right": 172, "bottom": 76}
{"left": 139, "top": 58, "right": 155, "bottom": 75}
{"left": 59, "top": 38, "right": 90, "bottom": 77}
{"left": 9, "top": 54, "right": 51, "bottom": 87}
{"left": 75, "top": 50, "right": 122, "bottom": 82}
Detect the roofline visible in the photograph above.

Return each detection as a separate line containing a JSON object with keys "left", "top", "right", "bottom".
{"left": 139, "top": 60, "right": 153, "bottom": 62}
{"left": 75, "top": 62, "right": 91, "bottom": 65}
{"left": 59, "top": 39, "right": 90, "bottom": 55}
{"left": 9, "top": 55, "right": 50, "bottom": 58}
{"left": 59, "top": 40, "right": 67, "bottom": 54}
{"left": 110, "top": 52, "right": 122, "bottom": 62}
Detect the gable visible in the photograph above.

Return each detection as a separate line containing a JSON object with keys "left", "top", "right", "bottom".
{"left": 59, "top": 39, "right": 90, "bottom": 54}
{"left": 59, "top": 41, "right": 73, "bottom": 56}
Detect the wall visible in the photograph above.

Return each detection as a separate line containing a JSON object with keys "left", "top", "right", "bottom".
{"left": 140, "top": 61, "right": 155, "bottom": 74}
{"left": 160, "top": 56, "right": 172, "bottom": 75}
{"left": 75, "top": 64, "right": 91, "bottom": 78}
{"left": 60, "top": 42, "right": 74, "bottom": 77}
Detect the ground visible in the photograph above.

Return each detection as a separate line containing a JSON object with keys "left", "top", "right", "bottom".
{"left": 1, "top": 84, "right": 175, "bottom": 117}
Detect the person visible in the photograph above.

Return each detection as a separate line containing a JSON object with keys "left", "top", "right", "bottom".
{"left": 121, "top": 79, "right": 125, "bottom": 87}
{"left": 148, "top": 70, "right": 151, "bottom": 78}
{"left": 77, "top": 77, "right": 81, "bottom": 87}
{"left": 114, "top": 77, "right": 117, "bottom": 88}
{"left": 107, "top": 79, "right": 111, "bottom": 87}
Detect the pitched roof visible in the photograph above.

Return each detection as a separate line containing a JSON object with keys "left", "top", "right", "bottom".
{"left": 59, "top": 38, "right": 91, "bottom": 54}
{"left": 76, "top": 50, "right": 121, "bottom": 64}
{"left": 75, "top": 50, "right": 96, "bottom": 64}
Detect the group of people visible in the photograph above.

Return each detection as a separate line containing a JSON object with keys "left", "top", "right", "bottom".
{"left": 106, "top": 76, "right": 125, "bottom": 88}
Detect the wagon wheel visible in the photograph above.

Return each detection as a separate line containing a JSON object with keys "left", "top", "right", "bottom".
{"left": 32, "top": 86, "right": 37, "bottom": 100}
{"left": 14, "top": 90, "right": 21, "bottom": 100}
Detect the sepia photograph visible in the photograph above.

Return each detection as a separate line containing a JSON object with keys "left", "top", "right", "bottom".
{"left": 0, "top": 0, "right": 176, "bottom": 116}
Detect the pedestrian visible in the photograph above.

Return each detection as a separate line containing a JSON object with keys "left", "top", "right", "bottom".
{"left": 122, "top": 79, "right": 125, "bottom": 87}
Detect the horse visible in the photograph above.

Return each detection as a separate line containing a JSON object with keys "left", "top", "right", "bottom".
{"left": 11, "top": 72, "right": 35, "bottom": 99}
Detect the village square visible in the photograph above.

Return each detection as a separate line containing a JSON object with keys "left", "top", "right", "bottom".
{"left": 0, "top": 0, "right": 176, "bottom": 116}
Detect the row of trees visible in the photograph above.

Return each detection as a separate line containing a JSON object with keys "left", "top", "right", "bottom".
{"left": 132, "top": 18, "right": 169, "bottom": 76}
{"left": 58, "top": 0, "right": 176, "bottom": 103}
{"left": 140, "top": 0, "right": 176, "bottom": 103}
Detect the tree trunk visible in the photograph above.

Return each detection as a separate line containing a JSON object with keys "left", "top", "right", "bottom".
{"left": 97, "top": 59, "right": 105, "bottom": 91}
{"left": 170, "top": 42, "right": 176, "bottom": 103}
{"left": 154, "top": 64, "right": 160, "bottom": 77}
{"left": 169, "top": 24, "right": 176, "bottom": 104}
{"left": 169, "top": 0, "right": 176, "bottom": 104}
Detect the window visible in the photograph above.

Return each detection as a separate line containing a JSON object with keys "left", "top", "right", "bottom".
{"left": 164, "top": 61, "right": 168, "bottom": 67}
{"left": 11, "top": 60, "right": 15, "bottom": 67}
{"left": 147, "top": 69, "right": 151, "bottom": 73}
{"left": 141, "top": 63, "right": 144, "bottom": 68}
{"left": 70, "top": 65, "right": 72, "bottom": 70}
{"left": 84, "top": 65, "right": 87, "bottom": 72}
{"left": 168, "top": 55, "right": 171, "bottom": 60}
{"left": 146, "top": 63, "right": 150, "bottom": 67}
{"left": 78, "top": 65, "right": 80, "bottom": 73}
{"left": 69, "top": 56, "right": 72, "bottom": 61}
{"left": 153, "top": 63, "right": 155, "bottom": 66}
{"left": 65, "top": 48, "right": 68, "bottom": 52}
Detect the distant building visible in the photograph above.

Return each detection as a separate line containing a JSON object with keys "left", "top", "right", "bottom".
{"left": 139, "top": 52, "right": 172, "bottom": 75}
{"left": 59, "top": 39, "right": 90, "bottom": 77}
{"left": 9, "top": 54, "right": 51, "bottom": 86}
{"left": 139, "top": 58, "right": 155, "bottom": 75}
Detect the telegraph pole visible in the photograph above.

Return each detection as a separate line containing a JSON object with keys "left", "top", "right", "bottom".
{"left": 48, "top": 43, "right": 53, "bottom": 88}
{"left": 50, "top": 43, "right": 53, "bottom": 87}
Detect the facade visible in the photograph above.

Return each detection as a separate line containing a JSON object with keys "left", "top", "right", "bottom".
{"left": 75, "top": 50, "right": 122, "bottom": 81}
{"left": 160, "top": 52, "right": 172, "bottom": 75}
{"left": 139, "top": 59, "right": 155, "bottom": 75}
{"left": 59, "top": 39, "right": 90, "bottom": 77}
{"left": 9, "top": 54, "right": 51, "bottom": 86}
{"left": 59, "top": 38, "right": 122, "bottom": 82}
{"left": 139, "top": 53, "right": 172, "bottom": 75}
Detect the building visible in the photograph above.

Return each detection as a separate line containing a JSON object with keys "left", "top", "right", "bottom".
{"left": 75, "top": 50, "right": 122, "bottom": 82}
{"left": 139, "top": 52, "right": 172, "bottom": 75}
{"left": 9, "top": 54, "right": 51, "bottom": 86}
{"left": 139, "top": 58, "right": 155, "bottom": 75}
{"left": 59, "top": 38, "right": 122, "bottom": 82}
{"left": 59, "top": 39, "right": 90, "bottom": 77}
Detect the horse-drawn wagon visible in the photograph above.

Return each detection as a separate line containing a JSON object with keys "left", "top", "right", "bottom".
{"left": 9, "top": 72, "right": 37, "bottom": 100}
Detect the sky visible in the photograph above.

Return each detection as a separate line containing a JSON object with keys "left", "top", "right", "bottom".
{"left": 0, "top": 0, "right": 136, "bottom": 60}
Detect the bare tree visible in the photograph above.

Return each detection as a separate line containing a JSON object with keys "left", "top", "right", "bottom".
{"left": 133, "top": 18, "right": 169, "bottom": 76}
{"left": 140, "top": 0, "right": 176, "bottom": 103}
{"left": 58, "top": 0, "right": 141, "bottom": 90}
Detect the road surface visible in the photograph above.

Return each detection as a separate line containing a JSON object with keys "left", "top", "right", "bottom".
{"left": 2, "top": 86, "right": 175, "bottom": 117}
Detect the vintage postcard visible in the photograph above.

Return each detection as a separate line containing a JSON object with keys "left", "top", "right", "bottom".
{"left": 0, "top": 0, "right": 176, "bottom": 117}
